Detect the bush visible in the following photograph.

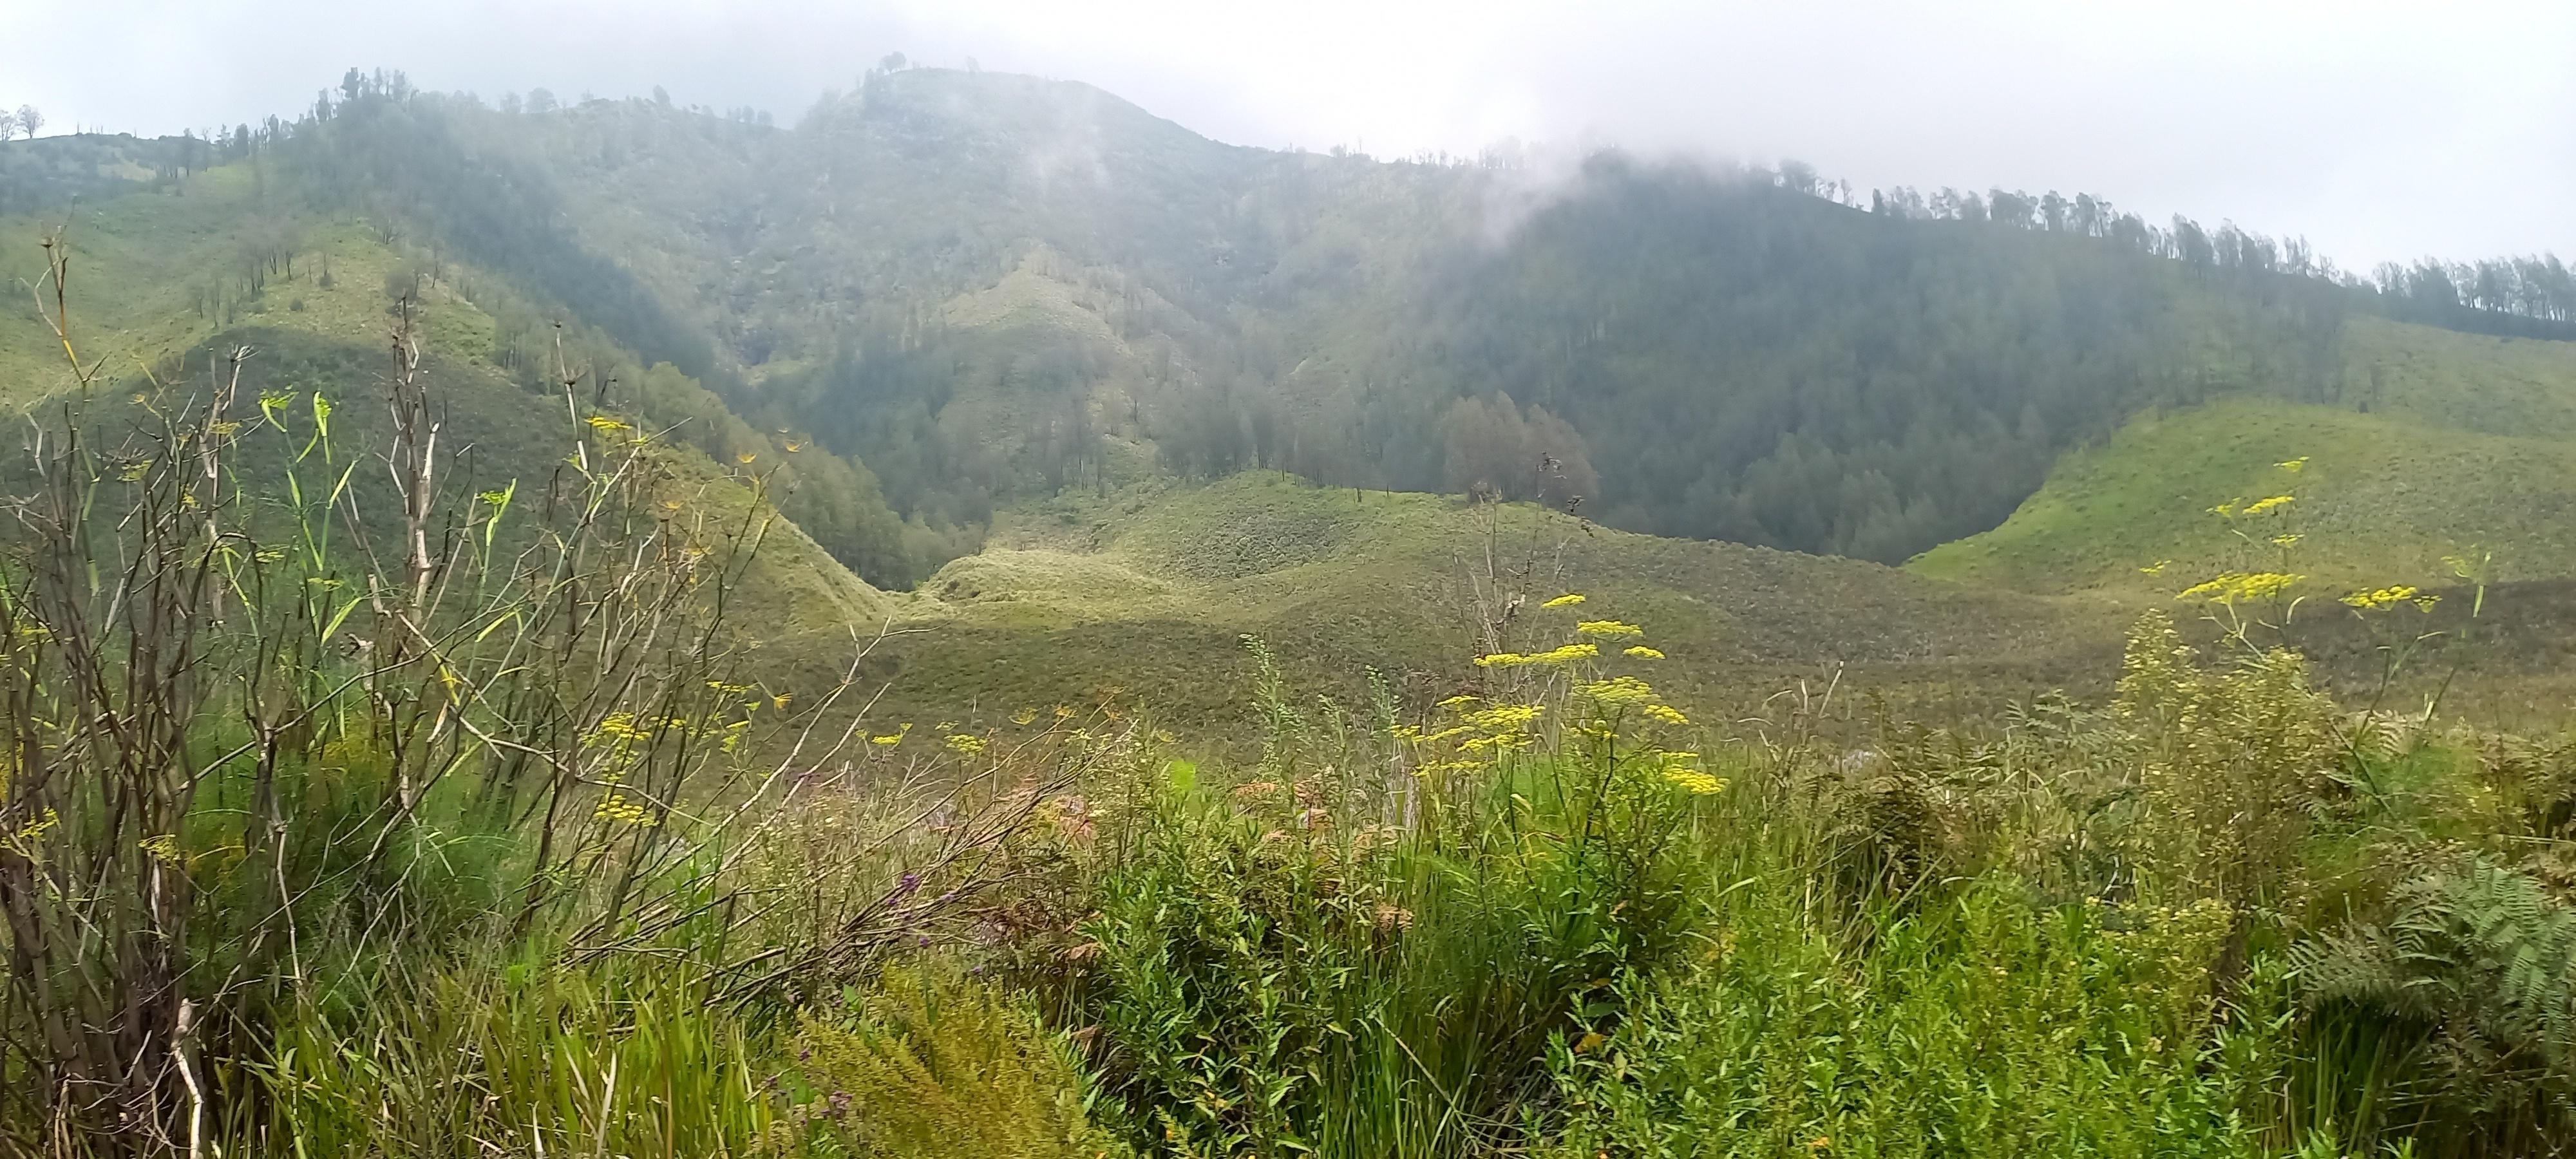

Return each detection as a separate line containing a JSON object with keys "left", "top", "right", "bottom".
{"left": 790, "top": 961, "right": 1126, "bottom": 1159}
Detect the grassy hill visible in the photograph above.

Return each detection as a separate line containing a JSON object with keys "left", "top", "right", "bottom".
{"left": 0, "top": 171, "right": 899, "bottom": 679}
{"left": 856, "top": 472, "right": 2122, "bottom": 737}
{"left": 1910, "top": 317, "right": 2576, "bottom": 597}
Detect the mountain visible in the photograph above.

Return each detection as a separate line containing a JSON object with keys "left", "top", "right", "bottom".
{"left": 224, "top": 67, "right": 2573, "bottom": 587}
{"left": 6, "top": 64, "right": 2575, "bottom": 730}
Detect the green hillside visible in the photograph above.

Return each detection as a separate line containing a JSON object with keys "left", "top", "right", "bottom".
{"left": 0, "top": 170, "right": 898, "bottom": 672}
{"left": 1910, "top": 317, "right": 2576, "bottom": 597}
{"left": 860, "top": 471, "right": 2122, "bottom": 734}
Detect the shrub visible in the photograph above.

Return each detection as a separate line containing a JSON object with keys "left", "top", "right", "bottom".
{"left": 790, "top": 961, "right": 1126, "bottom": 1159}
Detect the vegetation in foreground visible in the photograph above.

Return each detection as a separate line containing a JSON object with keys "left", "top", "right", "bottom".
{"left": 8, "top": 263, "right": 2576, "bottom": 1159}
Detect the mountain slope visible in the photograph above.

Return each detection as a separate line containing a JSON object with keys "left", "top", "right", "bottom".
{"left": 267, "top": 69, "right": 2467, "bottom": 574}
{"left": 0, "top": 169, "right": 898, "bottom": 675}
{"left": 1910, "top": 317, "right": 2576, "bottom": 596}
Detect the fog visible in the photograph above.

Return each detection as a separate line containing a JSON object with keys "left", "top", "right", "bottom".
{"left": 6, "top": 0, "right": 2567, "bottom": 269}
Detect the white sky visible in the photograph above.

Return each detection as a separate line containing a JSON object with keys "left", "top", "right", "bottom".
{"left": 6, "top": 0, "right": 2569, "bottom": 270}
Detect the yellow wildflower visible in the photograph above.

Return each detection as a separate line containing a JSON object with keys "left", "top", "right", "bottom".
{"left": 584, "top": 414, "right": 631, "bottom": 433}
{"left": 943, "top": 733, "right": 988, "bottom": 757}
{"left": 1477, "top": 643, "right": 1599, "bottom": 668}
{"left": 1463, "top": 703, "right": 1544, "bottom": 732}
{"left": 2175, "top": 571, "right": 2302, "bottom": 603}
{"left": 1577, "top": 620, "right": 1645, "bottom": 639}
{"left": 1012, "top": 706, "right": 1040, "bottom": 725}
{"left": 1663, "top": 766, "right": 1727, "bottom": 796}
{"left": 2276, "top": 457, "right": 2309, "bottom": 473}
{"left": 14, "top": 807, "right": 62, "bottom": 843}
{"left": 2341, "top": 585, "right": 2439, "bottom": 612}
{"left": 2241, "top": 495, "right": 2295, "bottom": 516}
{"left": 2138, "top": 560, "right": 2171, "bottom": 576}
{"left": 1540, "top": 593, "right": 1587, "bottom": 608}
{"left": 594, "top": 793, "right": 659, "bottom": 827}
{"left": 1643, "top": 703, "right": 1691, "bottom": 726}
{"left": 2271, "top": 534, "right": 2303, "bottom": 549}
{"left": 1580, "top": 675, "right": 1656, "bottom": 707}
{"left": 735, "top": 451, "right": 757, "bottom": 464}
{"left": 1624, "top": 645, "right": 1665, "bottom": 659}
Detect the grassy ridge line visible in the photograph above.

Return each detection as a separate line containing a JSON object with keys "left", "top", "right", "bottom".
{"left": 0, "top": 169, "right": 501, "bottom": 406}
{"left": 860, "top": 472, "right": 2123, "bottom": 736}
{"left": 2342, "top": 316, "right": 2576, "bottom": 440}
{"left": 1909, "top": 316, "right": 2576, "bottom": 597}
{"left": 0, "top": 171, "right": 902, "bottom": 663}
{"left": 1908, "top": 397, "right": 2576, "bottom": 596}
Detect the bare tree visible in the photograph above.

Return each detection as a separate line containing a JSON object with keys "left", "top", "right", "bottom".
{"left": 14, "top": 104, "right": 40, "bottom": 139}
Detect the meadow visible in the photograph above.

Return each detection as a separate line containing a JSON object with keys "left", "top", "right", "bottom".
{"left": 8, "top": 272, "right": 2576, "bottom": 1158}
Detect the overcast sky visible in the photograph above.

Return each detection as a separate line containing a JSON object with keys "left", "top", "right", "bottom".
{"left": 6, "top": 0, "right": 2568, "bottom": 270}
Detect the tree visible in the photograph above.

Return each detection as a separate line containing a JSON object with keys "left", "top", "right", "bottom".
{"left": 14, "top": 106, "right": 40, "bottom": 140}
{"left": 652, "top": 85, "right": 671, "bottom": 107}
{"left": 526, "top": 88, "right": 558, "bottom": 114}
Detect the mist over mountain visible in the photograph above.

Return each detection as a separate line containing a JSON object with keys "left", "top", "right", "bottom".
{"left": 0, "top": 57, "right": 2567, "bottom": 629}
{"left": 14, "top": 64, "right": 2557, "bottom": 590}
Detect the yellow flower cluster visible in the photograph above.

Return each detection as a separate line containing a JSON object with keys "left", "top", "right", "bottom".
{"left": 2340, "top": 585, "right": 2439, "bottom": 612}
{"left": 1464, "top": 702, "right": 1544, "bottom": 732}
{"left": 1475, "top": 643, "right": 1599, "bottom": 668}
{"left": 584, "top": 415, "right": 632, "bottom": 434}
{"left": 1642, "top": 703, "right": 1691, "bottom": 726}
{"left": 1397, "top": 697, "right": 1549, "bottom": 774}
{"left": 12, "top": 807, "right": 62, "bottom": 843}
{"left": 943, "top": 733, "right": 989, "bottom": 757}
{"left": 869, "top": 722, "right": 914, "bottom": 747}
{"left": 594, "top": 792, "right": 659, "bottom": 827}
{"left": 2240, "top": 495, "right": 2295, "bottom": 516}
{"left": 1580, "top": 675, "right": 1658, "bottom": 707}
{"left": 138, "top": 834, "right": 182, "bottom": 865}
{"left": 2175, "top": 571, "right": 2302, "bottom": 603}
{"left": 587, "top": 711, "right": 658, "bottom": 745}
{"left": 2276, "top": 457, "right": 2309, "bottom": 473}
{"left": 1624, "top": 645, "right": 1664, "bottom": 660}
{"left": 1576, "top": 620, "right": 1645, "bottom": 639}
{"left": 1659, "top": 754, "right": 1725, "bottom": 796}
{"left": 1541, "top": 593, "right": 1587, "bottom": 608}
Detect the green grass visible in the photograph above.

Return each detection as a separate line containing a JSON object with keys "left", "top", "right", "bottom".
{"left": 0, "top": 167, "right": 503, "bottom": 406}
{"left": 1909, "top": 317, "right": 2576, "bottom": 598}
{"left": 2339, "top": 316, "right": 2576, "bottom": 440}
{"left": 860, "top": 472, "right": 2123, "bottom": 740}
{"left": 1908, "top": 397, "right": 2576, "bottom": 596}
